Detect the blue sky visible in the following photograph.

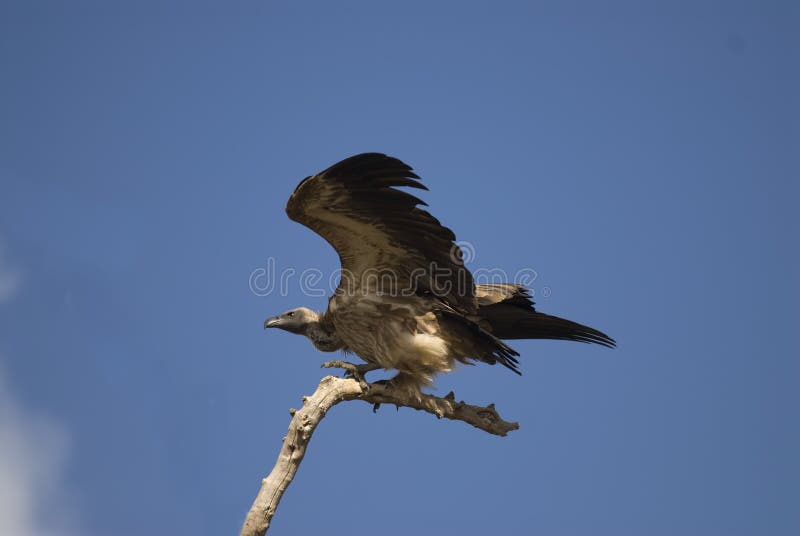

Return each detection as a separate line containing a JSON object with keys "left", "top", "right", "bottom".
{"left": 1, "top": 1, "right": 798, "bottom": 535}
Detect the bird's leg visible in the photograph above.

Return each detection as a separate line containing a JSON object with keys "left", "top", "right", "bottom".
{"left": 349, "top": 362, "right": 381, "bottom": 382}
{"left": 320, "top": 360, "right": 380, "bottom": 390}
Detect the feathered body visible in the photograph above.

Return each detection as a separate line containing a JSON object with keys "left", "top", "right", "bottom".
{"left": 264, "top": 153, "right": 615, "bottom": 392}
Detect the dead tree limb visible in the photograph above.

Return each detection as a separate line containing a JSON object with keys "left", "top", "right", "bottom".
{"left": 240, "top": 365, "right": 519, "bottom": 536}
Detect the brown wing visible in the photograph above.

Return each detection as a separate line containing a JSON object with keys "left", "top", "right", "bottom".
{"left": 286, "top": 153, "right": 476, "bottom": 313}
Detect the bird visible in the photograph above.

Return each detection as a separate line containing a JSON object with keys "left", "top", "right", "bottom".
{"left": 264, "top": 153, "right": 614, "bottom": 394}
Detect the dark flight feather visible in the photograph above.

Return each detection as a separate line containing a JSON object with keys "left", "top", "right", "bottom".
{"left": 475, "top": 284, "right": 616, "bottom": 347}
{"left": 286, "top": 153, "right": 475, "bottom": 313}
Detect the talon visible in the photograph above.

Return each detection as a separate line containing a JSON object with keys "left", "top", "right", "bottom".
{"left": 343, "top": 369, "right": 359, "bottom": 380}
{"left": 354, "top": 376, "right": 370, "bottom": 392}
{"left": 321, "top": 361, "right": 379, "bottom": 383}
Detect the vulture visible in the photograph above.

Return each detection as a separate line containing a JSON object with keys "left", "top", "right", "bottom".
{"left": 264, "top": 153, "right": 614, "bottom": 393}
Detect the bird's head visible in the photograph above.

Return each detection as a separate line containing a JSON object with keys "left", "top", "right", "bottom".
{"left": 263, "top": 307, "right": 318, "bottom": 335}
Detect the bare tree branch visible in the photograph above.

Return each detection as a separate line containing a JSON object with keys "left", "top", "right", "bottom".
{"left": 240, "top": 366, "right": 519, "bottom": 536}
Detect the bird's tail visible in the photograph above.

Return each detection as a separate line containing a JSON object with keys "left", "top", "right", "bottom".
{"left": 473, "top": 283, "right": 615, "bottom": 348}
{"left": 480, "top": 305, "right": 615, "bottom": 348}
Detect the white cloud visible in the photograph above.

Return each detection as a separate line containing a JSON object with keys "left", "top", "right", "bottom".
{"left": 0, "top": 370, "right": 77, "bottom": 536}
{"left": 0, "top": 242, "right": 78, "bottom": 534}
{"left": 0, "top": 364, "right": 78, "bottom": 536}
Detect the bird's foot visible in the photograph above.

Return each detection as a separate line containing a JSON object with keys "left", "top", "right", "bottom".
{"left": 321, "top": 360, "right": 380, "bottom": 391}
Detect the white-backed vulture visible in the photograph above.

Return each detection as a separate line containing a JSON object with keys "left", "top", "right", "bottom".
{"left": 264, "top": 153, "right": 614, "bottom": 392}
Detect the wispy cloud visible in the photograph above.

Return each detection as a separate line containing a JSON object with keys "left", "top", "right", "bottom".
{"left": 0, "top": 241, "right": 78, "bottom": 535}
{"left": 0, "top": 362, "right": 78, "bottom": 536}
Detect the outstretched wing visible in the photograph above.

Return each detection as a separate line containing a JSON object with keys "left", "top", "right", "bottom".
{"left": 286, "top": 153, "right": 476, "bottom": 313}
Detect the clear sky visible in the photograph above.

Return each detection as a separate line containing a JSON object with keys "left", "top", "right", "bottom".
{"left": 1, "top": 1, "right": 798, "bottom": 535}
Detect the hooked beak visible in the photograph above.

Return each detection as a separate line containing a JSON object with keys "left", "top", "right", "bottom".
{"left": 263, "top": 316, "right": 281, "bottom": 329}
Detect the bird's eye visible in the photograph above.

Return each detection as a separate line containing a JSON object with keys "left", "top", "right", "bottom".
{"left": 287, "top": 312, "right": 295, "bottom": 318}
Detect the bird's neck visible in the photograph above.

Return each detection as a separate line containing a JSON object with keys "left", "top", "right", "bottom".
{"left": 304, "top": 318, "right": 344, "bottom": 352}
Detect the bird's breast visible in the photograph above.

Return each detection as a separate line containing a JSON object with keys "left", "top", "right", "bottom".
{"left": 328, "top": 294, "right": 451, "bottom": 373}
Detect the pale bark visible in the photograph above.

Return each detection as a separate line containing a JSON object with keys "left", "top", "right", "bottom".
{"left": 240, "top": 371, "right": 519, "bottom": 536}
